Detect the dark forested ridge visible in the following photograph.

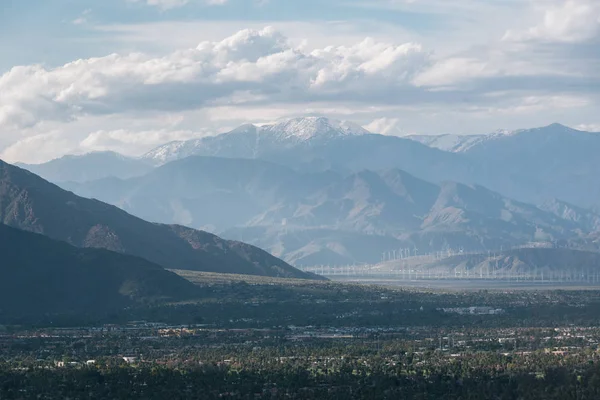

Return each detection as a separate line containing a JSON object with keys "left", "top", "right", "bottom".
{"left": 0, "top": 159, "right": 317, "bottom": 280}
{"left": 0, "top": 223, "right": 200, "bottom": 319}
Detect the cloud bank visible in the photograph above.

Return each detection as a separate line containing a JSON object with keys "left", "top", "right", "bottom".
{"left": 1, "top": 0, "right": 600, "bottom": 163}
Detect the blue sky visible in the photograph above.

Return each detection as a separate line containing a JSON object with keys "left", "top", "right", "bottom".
{"left": 1, "top": 0, "right": 444, "bottom": 69}
{"left": 1, "top": 0, "right": 600, "bottom": 162}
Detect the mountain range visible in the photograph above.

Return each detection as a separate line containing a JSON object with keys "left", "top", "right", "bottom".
{"left": 61, "top": 155, "right": 593, "bottom": 266}
{"left": 139, "top": 119, "right": 600, "bottom": 209}
{"left": 24, "top": 118, "right": 600, "bottom": 209}
{"left": 0, "top": 159, "right": 315, "bottom": 279}
{"left": 8, "top": 115, "right": 600, "bottom": 322}
{"left": 143, "top": 117, "right": 371, "bottom": 166}
{"left": 407, "top": 124, "right": 600, "bottom": 208}
{"left": 14, "top": 117, "right": 600, "bottom": 267}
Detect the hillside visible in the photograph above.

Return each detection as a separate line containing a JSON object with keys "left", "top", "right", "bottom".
{"left": 0, "top": 223, "right": 200, "bottom": 320}
{"left": 419, "top": 248, "right": 600, "bottom": 277}
{"left": 64, "top": 156, "right": 583, "bottom": 266}
{"left": 142, "top": 117, "right": 371, "bottom": 166}
{"left": 407, "top": 124, "right": 600, "bottom": 208}
{"left": 0, "top": 159, "right": 317, "bottom": 279}
{"left": 141, "top": 120, "right": 600, "bottom": 208}
{"left": 28, "top": 119, "right": 600, "bottom": 211}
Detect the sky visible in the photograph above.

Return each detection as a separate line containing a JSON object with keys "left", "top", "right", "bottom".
{"left": 1, "top": 0, "right": 600, "bottom": 163}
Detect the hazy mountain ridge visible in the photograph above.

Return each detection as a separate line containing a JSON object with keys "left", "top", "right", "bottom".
{"left": 13, "top": 118, "right": 600, "bottom": 266}
{"left": 140, "top": 119, "right": 600, "bottom": 208}
{"left": 405, "top": 130, "right": 514, "bottom": 152}
{"left": 17, "top": 151, "right": 153, "bottom": 183}
{"left": 540, "top": 198, "right": 600, "bottom": 232}
{"left": 65, "top": 156, "right": 586, "bottom": 266}
{"left": 21, "top": 119, "right": 600, "bottom": 208}
{"left": 0, "top": 159, "right": 316, "bottom": 279}
{"left": 461, "top": 124, "right": 600, "bottom": 208}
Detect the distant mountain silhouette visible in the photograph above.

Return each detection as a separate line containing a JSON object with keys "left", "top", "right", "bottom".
{"left": 17, "top": 151, "right": 153, "bottom": 183}
{"left": 408, "top": 124, "right": 600, "bottom": 208}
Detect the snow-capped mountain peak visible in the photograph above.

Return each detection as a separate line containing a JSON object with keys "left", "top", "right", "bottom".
{"left": 142, "top": 116, "right": 372, "bottom": 165}
{"left": 142, "top": 139, "right": 202, "bottom": 165}
{"left": 260, "top": 117, "right": 371, "bottom": 142}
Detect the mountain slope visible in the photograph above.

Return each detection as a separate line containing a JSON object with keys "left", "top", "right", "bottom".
{"left": 17, "top": 151, "right": 153, "bottom": 183}
{"left": 143, "top": 119, "right": 475, "bottom": 184}
{"left": 0, "top": 223, "right": 200, "bottom": 320}
{"left": 540, "top": 199, "right": 600, "bottom": 232}
{"left": 45, "top": 120, "right": 600, "bottom": 210}
{"left": 143, "top": 117, "right": 371, "bottom": 166}
{"left": 405, "top": 131, "right": 510, "bottom": 153}
{"left": 63, "top": 156, "right": 583, "bottom": 266}
{"left": 421, "top": 248, "right": 600, "bottom": 276}
{"left": 462, "top": 124, "right": 600, "bottom": 207}
{"left": 63, "top": 156, "right": 304, "bottom": 231}
{"left": 407, "top": 124, "right": 600, "bottom": 208}
{"left": 0, "top": 159, "right": 316, "bottom": 279}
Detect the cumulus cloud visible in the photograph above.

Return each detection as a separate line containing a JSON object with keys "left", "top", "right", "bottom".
{"left": 2, "top": 20, "right": 600, "bottom": 163}
{"left": 1, "top": 127, "right": 208, "bottom": 163}
{"left": 413, "top": 58, "right": 498, "bottom": 88}
{"left": 0, "top": 27, "right": 430, "bottom": 130}
{"left": 504, "top": 0, "right": 600, "bottom": 43}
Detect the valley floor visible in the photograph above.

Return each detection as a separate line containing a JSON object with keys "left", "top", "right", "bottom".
{"left": 3, "top": 272, "right": 600, "bottom": 399}
{"left": 329, "top": 276, "right": 600, "bottom": 291}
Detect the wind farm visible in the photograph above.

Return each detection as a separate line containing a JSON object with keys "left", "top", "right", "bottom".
{"left": 298, "top": 245, "right": 600, "bottom": 288}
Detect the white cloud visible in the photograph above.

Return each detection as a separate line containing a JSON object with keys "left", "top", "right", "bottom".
{"left": 576, "top": 123, "right": 600, "bottom": 132}
{"left": 1, "top": 126, "right": 212, "bottom": 164}
{"left": 130, "top": 0, "right": 227, "bottom": 10}
{"left": 413, "top": 57, "right": 497, "bottom": 88}
{"left": 364, "top": 117, "right": 408, "bottom": 136}
{"left": 504, "top": 0, "right": 600, "bottom": 43}
{"left": 2, "top": 18, "right": 600, "bottom": 163}
{"left": 310, "top": 39, "right": 427, "bottom": 89}
{"left": 79, "top": 129, "right": 204, "bottom": 154}
{"left": 72, "top": 9, "right": 92, "bottom": 25}
{"left": 0, "top": 27, "right": 430, "bottom": 130}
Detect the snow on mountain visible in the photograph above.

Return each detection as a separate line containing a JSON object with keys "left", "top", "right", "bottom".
{"left": 405, "top": 129, "right": 518, "bottom": 153}
{"left": 143, "top": 140, "right": 198, "bottom": 165}
{"left": 260, "top": 117, "right": 370, "bottom": 142}
{"left": 142, "top": 117, "right": 371, "bottom": 165}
